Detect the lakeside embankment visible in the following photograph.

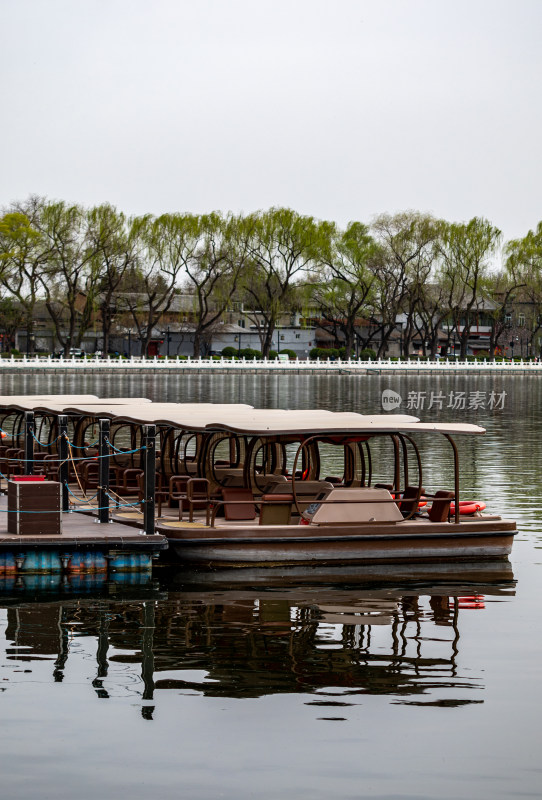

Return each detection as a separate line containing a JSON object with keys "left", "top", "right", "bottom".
{"left": 0, "top": 355, "right": 541, "bottom": 376}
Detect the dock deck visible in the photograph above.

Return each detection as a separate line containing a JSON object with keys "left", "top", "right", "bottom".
{"left": 0, "top": 494, "right": 167, "bottom": 575}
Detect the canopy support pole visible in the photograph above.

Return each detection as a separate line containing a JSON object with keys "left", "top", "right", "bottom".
{"left": 444, "top": 434, "right": 460, "bottom": 524}
{"left": 143, "top": 424, "right": 156, "bottom": 536}
{"left": 24, "top": 411, "right": 35, "bottom": 476}
{"left": 58, "top": 415, "right": 70, "bottom": 511}
{"left": 97, "top": 418, "right": 110, "bottom": 524}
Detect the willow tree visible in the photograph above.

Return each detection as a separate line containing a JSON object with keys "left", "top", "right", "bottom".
{"left": 120, "top": 213, "right": 190, "bottom": 357}
{"left": 85, "top": 204, "right": 137, "bottom": 355}
{"left": 309, "top": 221, "right": 378, "bottom": 358}
{"left": 181, "top": 213, "right": 251, "bottom": 357}
{"left": 438, "top": 217, "right": 501, "bottom": 358}
{"left": 0, "top": 208, "right": 45, "bottom": 353}
{"left": 481, "top": 270, "right": 524, "bottom": 357}
{"left": 504, "top": 222, "right": 542, "bottom": 353}
{"left": 371, "top": 212, "right": 440, "bottom": 357}
{"left": 241, "top": 208, "right": 327, "bottom": 358}
{"left": 32, "top": 200, "right": 101, "bottom": 355}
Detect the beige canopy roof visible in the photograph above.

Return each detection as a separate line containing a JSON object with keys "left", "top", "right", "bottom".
{"left": 0, "top": 396, "right": 485, "bottom": 436}
{"left": 59, "top": 402, "right": 254, "bottom": 419}
{"left": 6, "top": 398, "right": 151, "bottom": 413}
{"left": 0, "top": 395, "right": 99, "bottom": 410}
{"left": 192, "top": 412, "right": 485, "bottom": 436}
{"left": 106, "top": 407, "right": 481, "bottom": 437}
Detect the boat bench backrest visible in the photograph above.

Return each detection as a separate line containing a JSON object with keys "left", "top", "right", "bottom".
{"left": 221, "top": 488, "right": 257, "bottom": 520}
{"left": 259, "top": 493, "right": 293, "bottom": 525}
{"left": 428, "top": 490, "right": 454, "bottom": 522}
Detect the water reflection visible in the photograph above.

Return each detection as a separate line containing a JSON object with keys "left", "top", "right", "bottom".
{"left": 0, "top": 562, "right": 515, "bottom": 716}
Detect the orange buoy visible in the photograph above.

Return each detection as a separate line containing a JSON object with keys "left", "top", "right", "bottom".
{"left": 450, "top": 501, "right": 486, "bottom": 515}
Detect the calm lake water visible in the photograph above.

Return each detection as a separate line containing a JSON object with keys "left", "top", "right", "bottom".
{"left": 0, "top": 372, "right": 541, "bottom": 800}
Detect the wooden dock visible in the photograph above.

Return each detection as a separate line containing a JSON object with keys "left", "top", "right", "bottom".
{"left": 0, "top": 495, "right": 167, "bottom": 576}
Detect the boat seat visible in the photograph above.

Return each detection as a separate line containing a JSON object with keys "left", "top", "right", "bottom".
{"left": 397, "top": 485, "right": 425, "bottom": 517}
{"left": 42, "top": 453, "right": 63, "bottom": 482}
{"left": 80, "top": 461, "right": 99, "bottom": 492}
{"left": 221, "top": 474, "right": 245, "bottom": 488}
{"left": 221, "top": 488, "right": 257, "bottom": 520}
{"left": 428, "top": 490, "right": 454, "bottom": 522}
{"left": 111, "top": 467, "right": 143, "bottom": 492}
{"left": 169, "top": 475, "right": 190, "bottom": 518}
{"left": 5, "top": 448, "right": 24, "bottom": 478}
{"left": 187, "top": 478, "right": 211, "bottom": 524}
{"left": 109, "top": 469, "right": 144, "bottom": 508}
{"left": 32, "top": 452, "right": 49, "bottom": 475}
{"left": 259, "top": 493, "right": 293, "bottom": 525}
{"left": 216, "top": 467, "right": 245, "bottom": 488}
{"left": 259, "top": 474, "right": 288, "bottom": 492}
{"left": 137, "top": 471, "right": 169, "bottom": 516}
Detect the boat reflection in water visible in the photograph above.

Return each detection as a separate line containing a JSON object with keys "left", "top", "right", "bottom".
{"left": 2, "top": 560, "right": 515, "bottom": 712}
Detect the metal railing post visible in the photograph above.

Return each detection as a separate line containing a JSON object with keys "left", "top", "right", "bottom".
{"left": 58, "top": 415, "right": 70, "bottom": 511}
{"left": 24, "top": 411, "right": 34, "bottom": 476}
{"left": 143, "top": 424, "right": 156, "bottom": 535}
{"left": 97, "top": 418, "right": 110, "bottom": 524}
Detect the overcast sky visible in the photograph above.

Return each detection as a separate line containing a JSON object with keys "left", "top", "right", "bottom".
{"left": 2, "top": 0, "right": 540, "bottom": 244}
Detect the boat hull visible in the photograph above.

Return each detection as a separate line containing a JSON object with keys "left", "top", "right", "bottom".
{"left": 164, "top": 521, "right": 516, "bottom": 567}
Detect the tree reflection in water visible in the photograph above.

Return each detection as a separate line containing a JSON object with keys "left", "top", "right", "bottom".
{"left": 1, "top": 560, "right": 515, "bottom": 715}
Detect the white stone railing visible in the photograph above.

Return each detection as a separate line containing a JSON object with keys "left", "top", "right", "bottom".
{"left": 1, "top": 355, "right": 541, "bottom": 371}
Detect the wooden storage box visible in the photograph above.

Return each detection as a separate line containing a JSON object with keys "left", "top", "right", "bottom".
{"left": 7, "top": 480, "right": 62, "bottom": 536}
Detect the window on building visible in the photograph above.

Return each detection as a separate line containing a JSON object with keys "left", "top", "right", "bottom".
{"left": 518, "top": 314, "right": 525, "bottom": 327}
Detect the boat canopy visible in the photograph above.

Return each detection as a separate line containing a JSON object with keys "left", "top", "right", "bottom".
{"left": 58, "top": 402, "right": 254, "bottom": 418}
{"left": 62, "top": 405, "right": 485, "bottom": 436}
{"left": 0, "top": 397, "right": 485, "bottom": 436}
{"left": 0, "top": 395, "right": 100, "bottom": 410}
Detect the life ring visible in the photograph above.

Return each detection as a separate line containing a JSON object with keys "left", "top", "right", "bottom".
{"left": 453, "top": 595, "right": 486, "bottom": 609}
{"left": 449, "top": 501, "right": 486, "bottom": 515}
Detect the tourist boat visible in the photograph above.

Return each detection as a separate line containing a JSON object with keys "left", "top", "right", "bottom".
{"left": 0, "top": 398, "right": 517, "bottom": 568}
{"left": 149, "top": 410, "right": 516, "bottom": 566}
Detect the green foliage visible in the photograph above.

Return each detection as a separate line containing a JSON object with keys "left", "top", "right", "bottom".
{"left": 310, "top": 347, "right": 339, "bottom": 360}
{"left": 359, "top": 348, "right": 377, "bottom": 360}
{"left": 221, "top": 346, "right": 238, "bottom": 358}
{"left": 279, "top": 349, "right": 297, "bottom": 359}
{"left": 239, "top": 347, "right": 262, "bottom": 360}
{"left": 268, "top": 349, "right": 278, "bottom": 360}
